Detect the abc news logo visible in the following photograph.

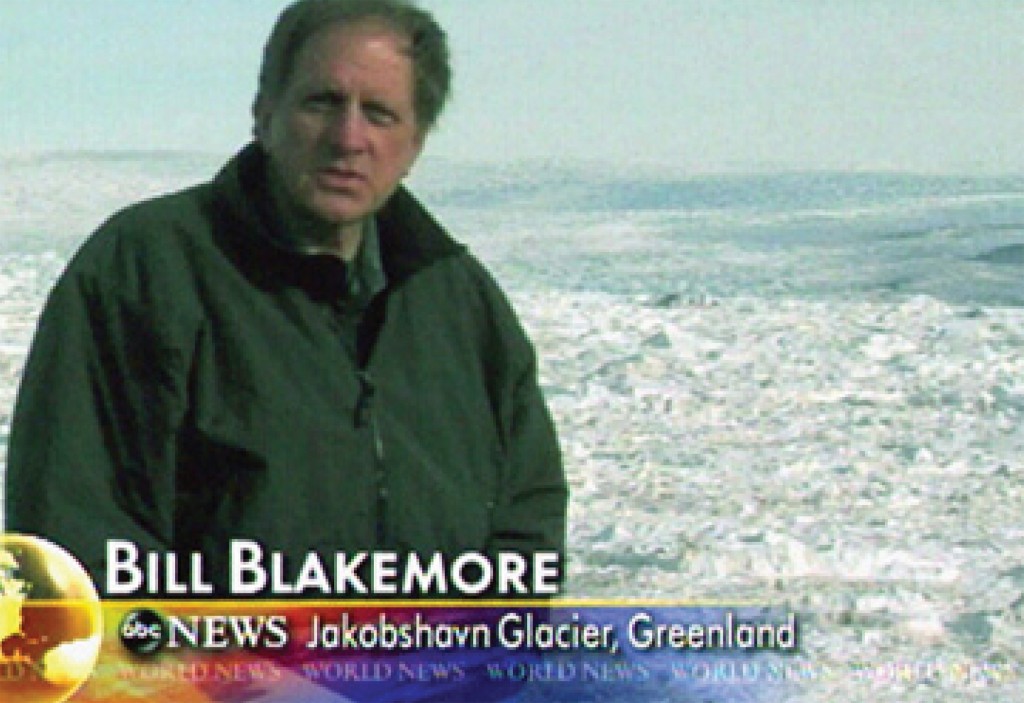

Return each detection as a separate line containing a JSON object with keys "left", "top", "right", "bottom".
{"left": 119, "top": 609, "right": 289, "bottom": 655}
{"left": 119, "top": 609, "right": 166, "bottom": 655}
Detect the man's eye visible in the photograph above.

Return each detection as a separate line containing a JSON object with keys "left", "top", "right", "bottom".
{"left": 365, "top": 104, "right": 398, "bottom": 126}
{"left": 304, "top": 94, "right": 339, "bottom": 111}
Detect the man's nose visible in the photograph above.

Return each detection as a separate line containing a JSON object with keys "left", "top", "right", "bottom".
{"left": 328, "top": 105, "right": 369, "bottom": 153}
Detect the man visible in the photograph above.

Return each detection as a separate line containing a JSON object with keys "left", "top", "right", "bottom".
{"left": 5, "top": 0, "right": 567, "bottom": 597}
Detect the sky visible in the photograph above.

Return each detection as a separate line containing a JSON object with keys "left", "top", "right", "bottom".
{"left": 1, "top": 1, "right": 1022, "bottom": 174}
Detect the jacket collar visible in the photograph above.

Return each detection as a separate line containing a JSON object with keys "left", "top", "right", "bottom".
{"left": 211, "top": 142, "right": 464, "bottom": 296}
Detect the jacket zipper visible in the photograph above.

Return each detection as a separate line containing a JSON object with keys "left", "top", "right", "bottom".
{"left": 356, "top": 371, "right": 387, "bottom": 544}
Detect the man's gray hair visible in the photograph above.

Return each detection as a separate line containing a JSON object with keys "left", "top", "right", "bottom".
{"left": 256, "top": 0, "right": 451, "bottom": 130}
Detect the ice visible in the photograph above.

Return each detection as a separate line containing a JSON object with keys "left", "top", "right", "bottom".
{"left": 517, "top": 290, "right": 1024, "bottom": 702}
{"left": 2, "top": 155, "right": 1024, "bottom": 701}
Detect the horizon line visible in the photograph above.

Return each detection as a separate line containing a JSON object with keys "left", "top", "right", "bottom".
{"left": 1, "top": 148, "right": 1022, "bottom": 180}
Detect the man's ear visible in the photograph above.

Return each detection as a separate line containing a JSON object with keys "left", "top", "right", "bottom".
{"left": 406, "top": 128, "right": 427, "bottom": 175}
{"left": 252, "top": 96, "right": 272, "bottom": 144}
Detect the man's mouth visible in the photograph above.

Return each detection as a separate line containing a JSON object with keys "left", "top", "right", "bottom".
{"left": 318, "top": 166, "right": 367, "bottom": 189}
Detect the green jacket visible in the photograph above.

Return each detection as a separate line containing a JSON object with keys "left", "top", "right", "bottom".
{"left": 6, "top": 145, "right": 567, "bottom": 596}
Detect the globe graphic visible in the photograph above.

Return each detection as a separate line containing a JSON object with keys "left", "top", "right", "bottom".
{"left": 0, "top": 534, "right": 103, "bottom": 703}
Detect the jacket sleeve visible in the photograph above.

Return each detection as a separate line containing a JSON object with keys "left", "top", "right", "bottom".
{"left": 485, "top": 338, "right": 569, "bottom": 588}
{"left": 4, "top": 251, "right": 191, "bottom": 594}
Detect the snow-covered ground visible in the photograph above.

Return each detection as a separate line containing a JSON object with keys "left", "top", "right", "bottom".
{"left": 2, "top": 153, "right": 1023, "bottom": 701}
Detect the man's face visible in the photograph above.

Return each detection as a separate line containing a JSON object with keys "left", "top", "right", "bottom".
{"left": 256, "top": 21, "right": 424, "bottom": 230}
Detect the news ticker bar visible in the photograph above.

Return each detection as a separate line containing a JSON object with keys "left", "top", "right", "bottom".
{"left": 11, "top": 603, "right": 1017, "bottom": 703}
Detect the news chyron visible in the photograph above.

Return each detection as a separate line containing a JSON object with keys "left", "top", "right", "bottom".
{"left": 106, "top": 539, "right": 561, "bottom": 598}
